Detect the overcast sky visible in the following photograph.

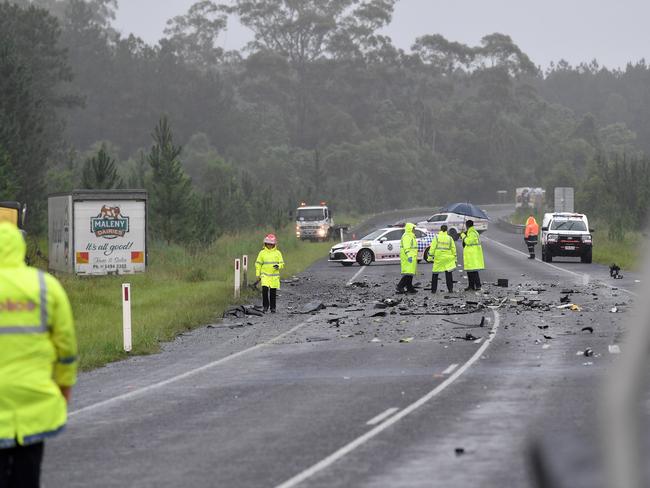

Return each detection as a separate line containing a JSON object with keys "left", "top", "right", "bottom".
{"left": 114, "top": 0, "right": 649, "bottom": 69}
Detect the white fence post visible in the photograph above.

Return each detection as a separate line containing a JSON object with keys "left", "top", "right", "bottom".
{"left": 234, "top": 259, "right": 241, "bottom": 298}
{"left": 242, "top": 255, "right": 248, "bottom": 289}
{"left": 340, "top": 228, "right": 344, "bottom": 242}
{"left": 122, "top": 283, "right": 132, "bottom": 353}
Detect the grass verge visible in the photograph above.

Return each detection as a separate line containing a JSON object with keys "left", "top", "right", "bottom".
{"left": 508, "top": 211, "right": 641, "bottom": 270}
{"left": 57, "top": 227, "right": 334, "bottom": 371}
{"left": 592, "top": 228, "right": 641, "bottom": 270}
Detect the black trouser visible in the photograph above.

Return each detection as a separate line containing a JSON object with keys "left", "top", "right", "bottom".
{"left": 397, "top": 275, "right": 415, "bottom": 292}
{"left": 0, "top": 442, "right": 44, "bottom": 488}
{"left": 525, "top": 238, "right": 537, "bottom": 258}
{"left": 262, "top": 286, "right": 277, "bottom": 311}
{"left": 467, "top": 271, "right": 482, "bottom": 290}
{"left": 432, "top": 272, "right": 453, "bottom": 293}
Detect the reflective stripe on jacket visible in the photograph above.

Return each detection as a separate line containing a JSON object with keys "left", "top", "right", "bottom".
{"left": 255, "top": 247, "right": 285, "bottom": 289}
{"left": 427, "top": 231, "right": 457, "bottom": 272}
{"left": 460, "top": 227, "right": 485, "bottom": 271}
{"left": 400, "top": 223, "right": 418, "bottom": 276}
{"left": 0, "top": 222, "right": 77, "bottom": 448}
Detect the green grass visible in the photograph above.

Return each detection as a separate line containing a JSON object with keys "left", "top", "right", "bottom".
{"left": 56, "top": 227, "right": 334, "bottom": 371}
{"left": 592, "top": 228, "right": 642, "bottom": 270}
{"left": 508, "top": 211, "right": 641, "bottom": 270}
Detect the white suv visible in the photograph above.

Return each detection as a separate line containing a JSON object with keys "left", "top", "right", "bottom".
{"left": 541, "top": 213, "right": 593, "bottom": 263}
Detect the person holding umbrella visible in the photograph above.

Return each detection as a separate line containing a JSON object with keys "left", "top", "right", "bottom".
{"left": 460, "top": 220, "right": 484, "bottom": 291}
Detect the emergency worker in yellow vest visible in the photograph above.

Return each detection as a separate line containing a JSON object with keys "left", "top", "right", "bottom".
{"left": 396, "top": 223, "right": 418, "bottom": 294}
{"left": 255, "top": 234, "right": 285, "bottom": 313}
{"left": 426, "top": 225, "right": 457, "bottom": 293}
{"left": 0, "top": 222, "right": 77, "bottom": 488}
{"left": 460, "top": 220, "right": 484, "bottom": 291}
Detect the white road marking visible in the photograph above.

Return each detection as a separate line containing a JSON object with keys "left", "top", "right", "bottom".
{"left": 346, "top": 266, "right": 367, "bottom": 286}
{"left": 274, "top": 310, "right": 502, "bottom": 488}
{"left": 366, "top": 408, "right": 399, "bottom": 426}
{"left": 442, "top": 363, "right": 458, "bottom": 375}
{"left": 482, "top": 236, "right": 638, "bottom": 297}
{"left": 609, "top": 345, "right": 621, "bottom": 354}
{"left": 69, "top": 318, "right": 315, "bottom": 418}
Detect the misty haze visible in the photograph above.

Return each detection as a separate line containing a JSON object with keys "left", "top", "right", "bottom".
{"left": 0, "top": 1, "right": 648, "bottom": 487}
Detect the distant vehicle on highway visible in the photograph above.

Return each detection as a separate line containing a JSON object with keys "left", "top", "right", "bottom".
{"left": 329, "top": 226, "right": 434, "bottom": 266}
{"left": 541, "top": 212, "right": 593, "bottom": 263}
{"left": 417, "top": 211, "right": 488, "bottom": 241}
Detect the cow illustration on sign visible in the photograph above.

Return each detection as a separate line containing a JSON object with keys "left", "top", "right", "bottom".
{"left": 91, "top": 205, "right": 129, "bottom": 239}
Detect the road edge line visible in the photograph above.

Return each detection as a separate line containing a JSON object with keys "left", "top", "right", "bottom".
{"left": 273, "top": 309, "right": 501, "bottom": 488}
{"left": 482, "top": 236, "right": 638, "bottom": 297}
{"left": 69, "top": 319, "right": 314, "bottom": 418}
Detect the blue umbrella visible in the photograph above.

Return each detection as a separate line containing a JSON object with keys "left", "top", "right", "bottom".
{"left": 439, "top": 203, "right": 490, "bottom": 220}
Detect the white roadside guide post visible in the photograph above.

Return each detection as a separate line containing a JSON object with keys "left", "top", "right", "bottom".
{"left": 340, "top": 228, "right": 344, "bottom": 243}
{"left": 242, "top": 255, "right": 248, "bottom": 288}
{"left": 122, "top": 283, "right": 132, "bottom": 353}
{"left": 234, "top": 258, "right": 241, "bottom": 299}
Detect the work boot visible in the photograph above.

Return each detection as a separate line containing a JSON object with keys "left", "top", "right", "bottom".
{"left": 270, "top": 309, "right": 276, "bottom": 314}
{"left": 464, "top": 286, "right": 473, "bottom": 292}
{"left": 263, "top": 307, "right": 268, "bottom": 313}
{"left": 406, "top": 288, "right": 418, "bottom": 294}
{"left": 395, "top": 286, "right": 406, "bottom": 294}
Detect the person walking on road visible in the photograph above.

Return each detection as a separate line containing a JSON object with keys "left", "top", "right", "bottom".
{"left": 0, "top": 222, "right": 77, "bottom": 488}
{"left": 396, "top": 223, "right": 418, "bottom": 294}
{"left": 524, "top": 215, "right": 540, "bottom": 259}
{"left": 427, "top": 224, "right": 457, "bottom": 293}
{"left": 460, "top": 220, "right": 484, "bottom": 291}
{"left": 255, "top": 234, "right": 285, "bottom": 313}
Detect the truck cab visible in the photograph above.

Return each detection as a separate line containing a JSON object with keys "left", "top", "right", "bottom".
{"left": 295, "top": 203, "right": 334, "bottom": 241}
{"left": 541, "top": 212, "right": 593, "bottom": 263}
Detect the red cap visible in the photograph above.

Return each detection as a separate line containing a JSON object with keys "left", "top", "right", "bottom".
{"left": 264, "top": 234, "right": 277, "bottom": 245}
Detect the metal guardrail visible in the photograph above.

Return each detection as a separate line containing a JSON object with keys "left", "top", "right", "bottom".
{"left": 495, "top": 218, "right": 525, "bottom": 234}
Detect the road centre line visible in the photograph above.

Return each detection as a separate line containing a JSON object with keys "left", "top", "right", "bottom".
{"left": 442, "top": 363, "right": 458, "bottom": 375}
{"left": 274, "top": 309, "right": 502, "bottom": 488}
{"left": 366, "top": 408, "right": 399, "bottom": 426}
{"left": 482, "top": 236, "right": 638, "bottom": 298}
{"left": 346, "top": 266, "right": 367, "bottom": 286}
{"left": 69, "top": 318, "right": 316, "bottom": 418}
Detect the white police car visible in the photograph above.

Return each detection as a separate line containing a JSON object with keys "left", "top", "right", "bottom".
{"left": 329, "top": 227, "right": 434, "bottom": 266}
{"left": 417, "top": 212, "right": 488, "bottom": 241}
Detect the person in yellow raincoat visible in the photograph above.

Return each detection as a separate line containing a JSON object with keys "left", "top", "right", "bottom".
{"left": 396, "top": 223, "right": 418, "bottom": 294}
{"left": 426, "top": 224, "right": 457, "bottom": 293}
{"left": 460, "top": 220, "right": 484, "bottom": 291}
{"left": 0, "top": 222, "right": 77, "bottom": 488}
{"left": 255, "top": 234, "right": 285, "bottom": 313}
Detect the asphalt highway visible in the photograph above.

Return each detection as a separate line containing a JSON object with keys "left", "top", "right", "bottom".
{"left": 43, "top": 207, "right": 641, "bottom": 487}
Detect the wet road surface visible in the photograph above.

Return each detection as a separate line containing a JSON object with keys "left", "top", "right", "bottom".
{"left": 44, "top": 207, "right": 640, "bottom": 487}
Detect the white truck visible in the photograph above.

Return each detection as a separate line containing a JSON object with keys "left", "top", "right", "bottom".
{"left": 48, "top": 190, "right": 148, "bottom": 275}
{"left": 540, "top": 212, "right": 593, "bottom": 263}
{"left": 295, "top": 203, "right": 346, "bottom": 241}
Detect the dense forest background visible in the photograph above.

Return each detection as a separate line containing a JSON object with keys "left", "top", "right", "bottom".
{"left": 1, "top": 0, "right": 648, "bottom": 241}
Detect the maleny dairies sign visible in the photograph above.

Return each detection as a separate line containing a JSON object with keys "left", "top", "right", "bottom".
{"left": 74, "top": 200, "right": 146, "bottom": 275}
